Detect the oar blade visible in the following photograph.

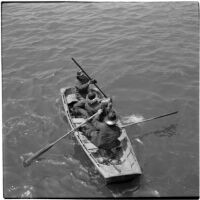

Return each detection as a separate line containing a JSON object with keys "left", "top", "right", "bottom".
{"left": 23, "top": 143, "right": 54, "bottom": 167}
{"left": 154, "top": 111, "right": 178, "bottom": 120}
{"left": 121, "top": 111, "right": 179, "bottom": 128}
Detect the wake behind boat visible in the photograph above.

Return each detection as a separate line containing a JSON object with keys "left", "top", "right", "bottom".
{"left": 60, "top": 86, "right": 142, "bottom": 184}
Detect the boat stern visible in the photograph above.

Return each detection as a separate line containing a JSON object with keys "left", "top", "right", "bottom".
{"left": 105, "top": 173, "right": 141, "bottom": 184}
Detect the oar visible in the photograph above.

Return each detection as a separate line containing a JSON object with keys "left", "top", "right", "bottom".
{"left": 71, "top": 57, "right": 107, "bottom": 98}
{"left": 121, "top": 111, "right": 178, "bottom": 128}
{"left": 23, "top": 112, "right": 99, "bottom": 167}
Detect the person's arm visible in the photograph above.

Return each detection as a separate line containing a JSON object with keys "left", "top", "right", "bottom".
{"left": 92, "top": 113, "right": 100, "bottom": 122}
{"left": 92, "top": 109, "right": 103, "bottom": 125}
{"left": 73, "top": 99, "right": 86, "bottom": 108}
{"left": 76, "top": 80, "right": 90, "bottom": 90}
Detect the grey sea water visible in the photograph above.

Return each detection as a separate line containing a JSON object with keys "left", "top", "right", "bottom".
{"left": 2, "top": 2, "right": 199, "bottom": 198}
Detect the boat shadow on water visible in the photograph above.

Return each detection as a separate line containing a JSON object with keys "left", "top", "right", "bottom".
{"left": 137, "top": 123, "right": 178, "bottom": 140}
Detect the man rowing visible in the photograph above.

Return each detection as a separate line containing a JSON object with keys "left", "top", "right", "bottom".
{"left": 84, "top": 109, "right": 121, "bottom": 161}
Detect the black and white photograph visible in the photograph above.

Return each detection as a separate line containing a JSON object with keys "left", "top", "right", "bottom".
{"left": 2, "top": 1, "right": 199, "bottom": 198}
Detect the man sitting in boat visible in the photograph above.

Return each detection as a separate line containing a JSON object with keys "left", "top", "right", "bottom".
{"left": 76, "top": 71, "right": 97, "bottom": 99}
{"left": 73, "top": 91, "right": 112, "bottom": 118}
{"left": 72, "top": 91, "right": 101, "bottom": 118}
{"left": 84, "top": 92, "right": 103, "bottom": 116}
{"left": 85, "top": 110, "right": 122, "bottom": 161}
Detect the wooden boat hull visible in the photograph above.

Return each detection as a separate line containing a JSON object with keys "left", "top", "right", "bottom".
{"left": 60, "top": 87, "right": 142, "bottom": 184}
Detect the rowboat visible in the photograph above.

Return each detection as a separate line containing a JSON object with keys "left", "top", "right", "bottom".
{"left": 60, "top": 86, "right": 142, "bottom": 184}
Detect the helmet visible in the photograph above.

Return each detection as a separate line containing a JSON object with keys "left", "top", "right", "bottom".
{"left": 104, "top": 111, "right": 118, "bottom": 125}
{"left": 67, "top": 94, "right": 78, "bottom": 104}
{"left": 77, "top": 70, "right": 83, "bottom": 76}
{"left": 86, "top": 92, "right": 99, "bottom": 104}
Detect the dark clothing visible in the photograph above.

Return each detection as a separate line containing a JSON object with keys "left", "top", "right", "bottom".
{"left": 98, "top": 102, "right": 112, "bottom": 122}
{"left": 73, "top": 99, "right": 89, "bottom": 118}
{"left": 90, "top": 120, "right": 121, "bottom": 150}
{"left": 85, "top": 101, "right": 101, "bottom": 116}
{"left": 75, "top": 80, "right": 90, "bottom": 99}
{"left": 73, "top": 99, "right": 101, "bottom": 118}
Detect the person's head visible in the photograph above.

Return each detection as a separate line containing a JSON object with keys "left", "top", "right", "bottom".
{"left": 86, "top": 92, "right": 99, "bottom": 104}
{"left": 104, "top": 110, "right": 118, "bottom": 126}
{"left": 76, "top": 71, "right": 89, "bottom": 84}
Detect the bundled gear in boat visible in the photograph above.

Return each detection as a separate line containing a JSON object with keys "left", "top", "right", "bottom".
{"left": 76, "top": 71, "right": 97, "bottom": 99}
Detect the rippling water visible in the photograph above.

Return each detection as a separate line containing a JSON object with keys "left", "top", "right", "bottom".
{"left": 2, "top": 2, "right": 199, "bottom": 198}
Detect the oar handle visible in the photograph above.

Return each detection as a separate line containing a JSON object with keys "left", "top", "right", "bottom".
{"left": 23, "top": 112, "right": 99, "bottom": 167}
{"left": 121, "top": 111, "right": 178, "bottom": 128}
{"left": 71, "top": 57, "right": 107, "bottom": 98}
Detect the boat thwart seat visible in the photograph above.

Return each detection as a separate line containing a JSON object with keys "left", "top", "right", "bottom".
{"left": 72, "top": 118, "right": 86, "bottom": 124}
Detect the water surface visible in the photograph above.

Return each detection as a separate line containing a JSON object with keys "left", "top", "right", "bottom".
{"left": 2, "top": 2, "right": 199, "bottom": 198}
